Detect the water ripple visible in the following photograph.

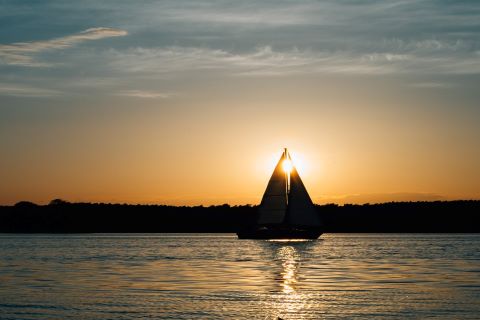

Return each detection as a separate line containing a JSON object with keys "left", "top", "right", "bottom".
{"left": 0, "top": 234, "right": 479, "bottom": 319}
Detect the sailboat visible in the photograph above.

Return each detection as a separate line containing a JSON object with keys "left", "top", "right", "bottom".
{"left": 237, "top": 148, "right": 323, "bottom": 239}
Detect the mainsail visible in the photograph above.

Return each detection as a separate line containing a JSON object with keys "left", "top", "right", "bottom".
{"left": 257, "top": 151, "right": 288, "bottom": 224}
{"left": 286, "top": 166, "right": 322, "bottom": 227}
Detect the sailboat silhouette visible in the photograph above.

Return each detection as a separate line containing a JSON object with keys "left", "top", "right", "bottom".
{"left": 237, "top": 148, "right": 323, "bottom": 239}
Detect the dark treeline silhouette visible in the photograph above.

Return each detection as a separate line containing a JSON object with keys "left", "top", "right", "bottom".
{"left": 0, "top": 200, "right": 479, "bottom": 233}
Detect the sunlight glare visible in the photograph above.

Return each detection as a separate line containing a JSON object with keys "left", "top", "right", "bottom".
{"left": 282, "top": 159, "right": 293, "bottom": 173}
{"left": 261, "top": 149, "right": 313, "bottom": 180}
{"left": 290, "top": 152, "right": 309, "bottom": 177}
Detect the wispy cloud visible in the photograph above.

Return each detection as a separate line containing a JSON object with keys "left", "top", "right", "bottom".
{"left": 116, "top": 90, "right": 172, "bottom": 99}
{"left": 161, "top": 3, "right": 324, "bottom": 27}
{"left": 409, "top": 82, "right": 453, "bottom": 88}
{"left": 0, "top": 84, "right": 60, "bottom": 97}
{"left": 108, "top": 42, "right": 480, "bottom": 77}
{"left": 109, "top": 46, "right": 390, "bottom": 76}
{"left": 0, "top": 27, "right": 127, "bottom": 67}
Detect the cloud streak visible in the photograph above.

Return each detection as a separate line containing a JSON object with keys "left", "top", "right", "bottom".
{"left": 116, "top": 90, "right": 172, "bottom": 99}
{"left": 0, "top": 27, "right": 127, "bottom": 66}
{"left": 108, "top": 42, "right": 480, "bottom": 77}
{"left": 0, "top": 83, "right": 61, "bottom": 97}
{"left": 409, "top": 82, "right": 454, "bottom": 89}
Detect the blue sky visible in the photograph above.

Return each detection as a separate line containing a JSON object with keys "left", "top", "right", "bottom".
{"left": 1, "top": 1, "right": 480, "bottom": 95}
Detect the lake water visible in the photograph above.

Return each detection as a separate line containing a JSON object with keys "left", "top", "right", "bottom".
{"left": 0, "top": 234, "right": 479, "bottom": 319}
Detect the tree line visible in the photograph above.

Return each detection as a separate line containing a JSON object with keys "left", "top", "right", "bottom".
{"left": 0, "top": 200, "right": 479, "bottom": 233}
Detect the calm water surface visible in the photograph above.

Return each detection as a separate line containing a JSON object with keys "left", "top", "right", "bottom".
{"left": 0, "top": 234, "right": 479, "bottom": 319}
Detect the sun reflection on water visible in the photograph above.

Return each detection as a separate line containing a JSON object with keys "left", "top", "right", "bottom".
{"left": 278, "top": 246, "right": 299, "bottom": 294}
{"left": 264, "top": 243, "right": 313, "bottom": 320}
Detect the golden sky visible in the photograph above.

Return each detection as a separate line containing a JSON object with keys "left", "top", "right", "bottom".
{"left": 1, "top": 1, "right": 479, "bottom": 205}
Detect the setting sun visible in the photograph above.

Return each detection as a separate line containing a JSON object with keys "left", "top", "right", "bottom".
{"left": 282, "top": 159, "right": 293, "bottom": 174}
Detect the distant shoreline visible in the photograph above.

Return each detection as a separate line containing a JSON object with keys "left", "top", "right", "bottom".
{"left": 1, "top": 200, "right": 479, "bottom": 233}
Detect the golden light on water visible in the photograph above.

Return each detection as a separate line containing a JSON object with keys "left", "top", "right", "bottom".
{"left": 267, "top": 244, "right": 310, "bottom": 319}
{"left": 279, "top": 246, "right": 299, "bottom": 294}
{"left": 269, "top": 239, "right": 313, "bottom": 243}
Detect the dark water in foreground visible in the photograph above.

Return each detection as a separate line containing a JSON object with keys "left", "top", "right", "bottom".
{"left": 0, "top": 234, "right": 479, "bottom": 319}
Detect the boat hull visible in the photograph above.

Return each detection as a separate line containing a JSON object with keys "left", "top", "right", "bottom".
{"left": 237, "top": 226, "right": 322, "bottom": 240}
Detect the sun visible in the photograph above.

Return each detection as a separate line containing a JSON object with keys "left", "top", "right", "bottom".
{"left": 282, "top": 159, "right": 293, "bottom": 173}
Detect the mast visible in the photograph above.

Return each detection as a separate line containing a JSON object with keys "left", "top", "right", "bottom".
{"left": 285, "top": 148, "right": 289, "bottom": 205}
